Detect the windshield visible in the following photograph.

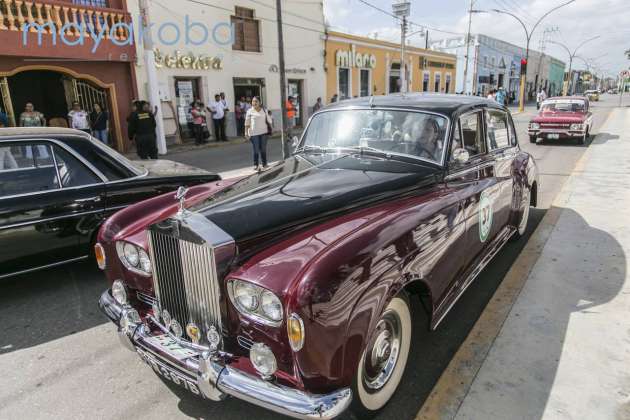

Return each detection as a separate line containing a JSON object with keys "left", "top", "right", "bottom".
{"left": 541, "top": 100, "right": 586, "bottom": 113}
{"left": 300, "top": 109, "right": 449, "bottom": 164}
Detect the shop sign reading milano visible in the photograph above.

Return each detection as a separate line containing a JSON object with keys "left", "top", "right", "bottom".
{"left": 335, "top": 45, "right": 377, "bottom": 69}
{"left": 154, "top": 49, "right": 223, "bottom": 70}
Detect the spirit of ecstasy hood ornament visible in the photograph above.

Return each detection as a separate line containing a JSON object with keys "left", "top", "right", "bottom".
{"left": 175, "top": 186, "right": 189, "bottom": 217}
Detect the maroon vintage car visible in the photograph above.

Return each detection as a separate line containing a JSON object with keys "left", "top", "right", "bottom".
{"left": 528, "top": 96, "right": 593, "bottom": 145}
{"left": 97, "top": 94, "right": 539, "bottom": 419}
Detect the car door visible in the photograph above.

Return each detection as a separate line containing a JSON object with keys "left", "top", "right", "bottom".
{"left": 0, "top": 140, "right": 105, "bottom": 279}
{"left": 485, "top": 109, "right": 518, "bottom": 237}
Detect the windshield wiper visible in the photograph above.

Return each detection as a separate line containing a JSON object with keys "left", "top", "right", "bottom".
{"left": 296, "top": 144, "right": 328, "bottom": 153}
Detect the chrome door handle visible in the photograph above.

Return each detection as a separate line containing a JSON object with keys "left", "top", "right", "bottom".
{"left": 76, "top": 196, "right": 102, "bottom": 203}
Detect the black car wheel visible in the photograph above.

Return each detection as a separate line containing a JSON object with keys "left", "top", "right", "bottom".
{"left": 351, "top": 295, "right": 412, "bottom": 418}
{"left": 529, "top": 136, "right": 537, "bottom": 144}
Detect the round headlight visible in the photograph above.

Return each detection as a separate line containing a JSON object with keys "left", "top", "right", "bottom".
{"left": 112, "top": 280, "right": 127, "bottom": 305}
{"left": 530, "top": 123, "right": 540, "bottom": 130}
{"left": 570, "top": 123, "right": 582, "bottom": 130}
{"left": 123, "top": 243, "right": 139, "bottom": 267}
{"left": 250, "top": 343, "right": 277, "bottom": 378}
{"left": 138, "top": 249, "right": 152, "bottom": 274}
{"left": 260, "top": 290, "right": 283, "bottom": 322}
{"left": 234, "top": 281, "right": 260, "bottom": 311}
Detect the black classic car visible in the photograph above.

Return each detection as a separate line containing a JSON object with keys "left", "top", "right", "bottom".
{"left": 0, "top": 128, "right": 220, "bottom": 280}
{"left": 98, "top": 94, "right": 539, "bottom": 418}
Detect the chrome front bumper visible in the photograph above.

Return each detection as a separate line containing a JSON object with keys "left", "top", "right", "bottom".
{"left": 99, "top": 290, "right": 351, "bottom": 420}
{"left": 528, "top": 129, "right": 585, "bottom": 138}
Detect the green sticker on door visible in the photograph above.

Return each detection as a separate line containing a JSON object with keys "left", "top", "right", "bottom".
{"left": 479, "top": 190, "right": 493, "bottom": 242}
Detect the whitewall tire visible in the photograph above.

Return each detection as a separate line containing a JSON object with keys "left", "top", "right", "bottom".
{"left": 351, "top": 296, "right": 412, "bottom": 417}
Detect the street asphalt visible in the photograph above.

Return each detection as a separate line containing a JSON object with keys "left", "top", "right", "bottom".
{"left": 0, "top": 95, "right": 620, "bottom": 420}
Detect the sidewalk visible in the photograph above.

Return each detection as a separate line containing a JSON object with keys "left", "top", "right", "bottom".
{"left": 442, "top": 107, "right": 630, "bottom": 419}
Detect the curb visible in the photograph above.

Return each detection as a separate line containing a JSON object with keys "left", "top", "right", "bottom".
{"left": 414, "top": 119, "right": 599, "bottom": 420}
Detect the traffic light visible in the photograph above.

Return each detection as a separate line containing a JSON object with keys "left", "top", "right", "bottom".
{"left": 520, "top": 58, "right": 528, "bottom": 75}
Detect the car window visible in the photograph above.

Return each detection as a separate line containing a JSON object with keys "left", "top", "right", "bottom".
{"left": 508, "top": 115, "right": 518, "bottom": 146}
{"left": 52, "top": 146, "right": 102, "bottom": 188}
{"left": 60, "top": 137, "right": 135, "bottom": 181}
{"left": 0, "top": 143, "right": 59, "bottom": 197}
{"left": 486, "top": 110, "right": 510, "bottom": 150}
{"left": 459, "top": 112, "right": 485, "bottom": 158}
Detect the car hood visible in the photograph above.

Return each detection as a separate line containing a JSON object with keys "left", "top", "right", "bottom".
{"left": 190, "top": 152, "right": 441, "bottom": 248}
{"left": 532, "top": 112, "right": 586, "bottom": 123}
{"left": 132, "top": 159, "right": 218, "bottom": 179}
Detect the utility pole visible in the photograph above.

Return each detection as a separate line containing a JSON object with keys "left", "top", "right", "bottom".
{"left": 393, "top": 1, "right": 411, "bottom": 94}
{"left": 139, "top": 0, "right": 166, "bottom": 155}
{"left": 463, "top": 0, "right": 474, "bottom": 95}
{"left": 275, "top": 0, "right": 289, "bottom": 159}
{"left": 535, "top": 27, "right": 557, "bottom": 93}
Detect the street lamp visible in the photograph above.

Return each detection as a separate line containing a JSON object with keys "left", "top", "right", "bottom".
{"left": 483, "top": 0, "right": 575, "bottom": 111}
{"left": 547, "top": 36, "right": 600, "bottom": 95}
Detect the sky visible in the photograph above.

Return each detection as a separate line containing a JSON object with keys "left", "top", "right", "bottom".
{"left": 323, "top": 0, "right": 630, "bottom": 78}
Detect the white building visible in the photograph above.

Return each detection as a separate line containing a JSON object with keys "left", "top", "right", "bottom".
{"left": 129, "top": 0, "right": 326, "bottom": 142}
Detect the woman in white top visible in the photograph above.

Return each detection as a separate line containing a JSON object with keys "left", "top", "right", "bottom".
{"left": 244, "top": 97, "right": 273, "bottom": 170}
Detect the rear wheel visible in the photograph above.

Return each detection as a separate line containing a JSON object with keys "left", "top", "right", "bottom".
{"left": 512, "top": 187, "right": 531, "bottom": 241}
{"left": 351, "top": 296, "right": 412, "bottom": 418}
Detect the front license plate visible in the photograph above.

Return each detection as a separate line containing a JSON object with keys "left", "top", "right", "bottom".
{"left": 137, "top": 347, "right": 204, "bottom": 397}
{"left": 143, "top": 334, "right": 198, "bottom": 361}
{"left": 547, "top": 133, "right": 560, "bottom": 139}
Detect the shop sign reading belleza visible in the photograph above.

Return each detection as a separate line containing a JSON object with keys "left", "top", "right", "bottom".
{"left": 154, "top": 49, "right": 223, "bottom": 70}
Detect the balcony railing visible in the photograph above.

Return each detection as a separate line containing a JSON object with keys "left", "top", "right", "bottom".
{"left": 0, "top": 0, "right": 132, "bottom": 41}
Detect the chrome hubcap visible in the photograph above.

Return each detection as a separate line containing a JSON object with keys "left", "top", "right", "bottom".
{"left": 362, "top": 311, "right": 401, "bottom": 391}
{"left": 519, "top": 190, "right": 530, "bottom": 235}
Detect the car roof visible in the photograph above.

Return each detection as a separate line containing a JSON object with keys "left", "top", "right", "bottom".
{"left": 0, "top": 127, "right": 92, "bottom": 141}
{"left": 544, "top": 96, "right": 587, "bottom": 102}
{"left": 323, "top": 93, "right": 505, "bottom": 117}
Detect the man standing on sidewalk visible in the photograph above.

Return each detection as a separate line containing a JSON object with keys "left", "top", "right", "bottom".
{"left": 128, "top": 101, "right": 158, "bottom": 159}
{"left": 220, "top": 92, "right": 230, "bottom": 140}
{"left": 286, "top": 96, "right": 296, "bottom": 138}
{"left": 209, "top": 94, "right": 228, "bottom": 142}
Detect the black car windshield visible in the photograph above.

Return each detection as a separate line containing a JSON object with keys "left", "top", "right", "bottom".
{"left": 300, "top": 109, "right": 449, "bottom": 164}
{"left": 541, "top": 100, "right": 585, "bottom": 113}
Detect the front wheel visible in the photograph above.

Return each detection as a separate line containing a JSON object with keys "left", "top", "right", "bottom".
{"left": 529, "top": 136, "right": 537, "bottom": 144}
{"left": 350, "top": 296, "right": 412, "bottom": 418}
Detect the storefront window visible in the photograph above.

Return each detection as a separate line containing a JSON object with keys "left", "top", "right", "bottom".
{"left": 360, "top": 69, "right": 371, "bottom": 97}
{"left": 338, "top": 68, "right": 350, "bottom": 100}
{"left": 423, "top": 73, "right": 429, "bottom": 92}
{"left": 174, "top": 78, "right": 200, "bottom": 139}
{"left": 389, "top": 63, "right": 401, "bottom": 94}
{"left": 445, "top": 74, "right": 451, "bottom": 93}
{"left": 434, "top": 73, "right": 441, "bottom": 92}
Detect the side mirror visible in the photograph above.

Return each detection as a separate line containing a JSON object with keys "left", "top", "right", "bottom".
{"left": 291, "top": 136, "right": 300, "bottom": 148}
{"left": 451, "top": 148, "right": 470, "bottom": 165}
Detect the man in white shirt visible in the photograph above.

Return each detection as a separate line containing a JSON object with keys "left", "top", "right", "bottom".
{"left": 68, "top": 101, "right": 90, "bottom": 133}
{"left": 209, "top": 94, "right": 228, "bottom": 141}
{"left": 536, "top": 88, "right": 547, "bottom": 109}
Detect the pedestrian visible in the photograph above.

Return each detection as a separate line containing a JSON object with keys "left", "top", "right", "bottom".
{"left": 245, "top": 96, "right": 272, "bottom": 171}
{"left": 312, "top": 97, "right": 323, "bottom": 114}
{"left": 128, "top": 100, "right": 158, "bottom": 159}
{"left": 209, "top": 94, "right": 228, "bottom": 141}
{"left": 495, "top": 88, "right": 506, "bottom": 106}
{"left": 0, "top": 106, "right": 8, "bottom": 127}
{"left": 536, "top": 88, "right": 547, "bottom": 110}
{"left": 19, "top": 102, "right": 46, "bottom": 127}
{"left": 286, "top": 96, "right": 296, "bottom": 137}
{"left": 235, "top": 96, "right": 246, "bottom": 137}
{"left": 190, "top": 102, "right": 208, "bottom": 145}
{"left": 486, "top": 89, "right": 496, "bottom": 101}
{"left": 68, "top": 101, "right": 91, "bottom": 133}
{"left": 90, "top": 103, "right": 110, "bottom": 145}
{"left": 220, "top": 92, "right": 230, "bottom": 140}
{"left": 331, "top": 94, "right": 338, "bottom": 103}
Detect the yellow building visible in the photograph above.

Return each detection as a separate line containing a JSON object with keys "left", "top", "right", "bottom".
{"left": 325, "top": 31, "right": 457, "bottom": 101}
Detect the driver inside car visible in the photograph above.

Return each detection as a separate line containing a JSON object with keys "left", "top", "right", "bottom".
{"left": 403, "top": 118, "right": 442, "bottom": 162}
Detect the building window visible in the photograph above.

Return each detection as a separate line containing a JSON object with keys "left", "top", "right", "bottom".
{"left": 231, "top": 7, "right": 261, "bottom": 52}
{"left": 445, "top": 73, "right": 452, "bottom": 93}
{"left": 360, "top": 69, "right": 371, "bottom": 97}
{"left": 338, "top": 68, "right": 350, "bottom": 99}
{"left": 483, "top": 56, "right": 488, "bottom": 68}
{"left": 434, "top": 73, "right": 441, "bottom": 92}
{"left": 491, "top": 57, "right": 496, "bottom": 69}
{"left": 389, "top": 63, "right": 401, "bottom": 94}
{"left": 72, "top": 0, "right": 109, "bottom": 7}
{"left": 423, "top": 72, "right": 429, "bottom": 92}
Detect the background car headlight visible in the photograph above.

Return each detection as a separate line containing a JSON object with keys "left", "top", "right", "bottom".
{"left": 116, "top": 241, "right": 152, "bottom": 276}
{"left": 228, "top": 279, "right": 283, "bottom": 326}
{"left": 570, "top": 123, "right": 584, "bottom": 130}
{"left": 530, "top": 123, "right": 540, "bottom": 130}
{"left": 112, "top": 280, "right": 128, "bottom": 305}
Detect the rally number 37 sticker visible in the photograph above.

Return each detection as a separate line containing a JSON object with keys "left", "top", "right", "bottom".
{"left": 479, "top": 190, "right": 494, "bottom": 242}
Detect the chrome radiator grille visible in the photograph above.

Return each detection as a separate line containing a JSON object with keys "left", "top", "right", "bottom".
{"left": 148, "top": 229, "right": 223, "bottom": 344}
